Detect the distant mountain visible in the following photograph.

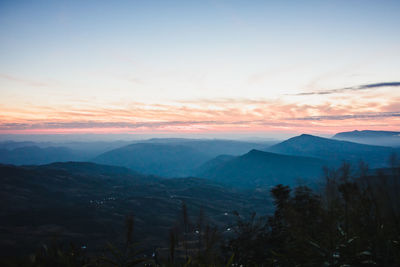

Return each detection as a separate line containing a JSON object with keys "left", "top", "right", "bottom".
{"left": 196, "top": 149, "right": 326, "bottom": 188}
{"left": 0, "top": 162, "right": 270, "bottom": 255}
{"left": 0, "top": 141, "right": 39, "bottom": 150}
{"left": 334, "top": 130, "right": 400, "bottom": 138}
{"left": 0, "top": 146, "right": 83, "bottom": 165}
{"left": 0, "top": 139, "right": 270, "bottom": 168}
{"left": 267, "top": 134, "right": 397, "bottom": 168}
{"left": 194, "top": 154, "right": 235, "bottom": 175}
{"left": 333, "top": 130, "right": 400, "bottom": 147}
{"left": 92, "top": 143, "right": 211, "bottom": 177}
{"left": 139, "top": 138, "right": 273, "bottom": 157}
{"left": 0, "top": 140, "right": 136, "bottom": 159}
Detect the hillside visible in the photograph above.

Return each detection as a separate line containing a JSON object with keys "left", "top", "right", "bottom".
{"left": 194, "top": 154, "right": 235, "bottom": 175}
{"left": 267, "top": 134, "right": 396, "bottom": 168}
{"left": 92, "top": 143, "right": 211, "bottom": 177}
{"left": 0, "top": 146, "right": 83, "bottom": 165}
{"left": 196, "top": 149, "right": 326, "bottom": 188}
{"left": 0, "top": 162, "right": 271, "bottom": 256}
{"left": 139, "top": 138, "right": 274, "bottom": 157}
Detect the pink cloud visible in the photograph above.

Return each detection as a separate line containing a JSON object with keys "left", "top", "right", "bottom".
{"left": 1, "top": 96, "right": 399, "bottom": 135}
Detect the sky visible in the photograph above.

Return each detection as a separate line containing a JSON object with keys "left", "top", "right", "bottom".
{"left": 0, "top": 0, "right": 399, "bottom": 139}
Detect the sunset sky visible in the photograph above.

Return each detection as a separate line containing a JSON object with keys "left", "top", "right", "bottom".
{"left": 1, "top": 0, "right": 400, "bottom": 139}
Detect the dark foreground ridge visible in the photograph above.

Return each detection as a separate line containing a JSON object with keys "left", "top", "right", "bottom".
{"left": 0, "top": 162, "right": 270, "bottom": 262}
{"left": 1, "top": 158, "right": 400, "bottom": 266}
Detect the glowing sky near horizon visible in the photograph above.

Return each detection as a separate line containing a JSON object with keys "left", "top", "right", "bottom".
{"left": 1, "top": 0, "right": 400, "bottom": 138}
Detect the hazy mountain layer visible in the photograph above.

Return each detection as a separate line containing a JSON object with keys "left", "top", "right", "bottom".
{"left": 194, "top": 154, "right": 236, "bottom": 175}
{"left": 333, "top": 130, "right": 400, "bottom": 147}
{"left": 138, "top": 138, "right": 275, "bottom": 157}
{"left": 196, "top": 149, "right": 327, "bottom": 188}
{"left": 0, "top": 140, "right": 137, "bottom": 160}
{"left": 93, "top": 143, "right": 211, "bottom": 177}
{"left": 267, "top": 134, "right": 397, "bottom": 168}
{"left": 0, "top": 146, "right": 83, "bottom": 165}
{"left": 0, "top": 139, "right": 272, "bottom": 170}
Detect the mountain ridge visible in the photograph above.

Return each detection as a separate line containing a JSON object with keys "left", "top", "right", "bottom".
{"left": 196, "top": 149, "right": 327, "bottom": 188}
{"left": 333, "top": 130, "right": 400, "bottom": 147}
{"left": 267, "top": 134, "right": 397, "bottom": 168}
{"left": 92, "top": 143, "right": 210, "bottom": 177}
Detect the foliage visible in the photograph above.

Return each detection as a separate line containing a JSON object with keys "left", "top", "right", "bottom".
{"left": 3, "top": 159, "right": 400, "bottom": 266}
{"left": 226, "top": 161, "right": 400, "bottom": 266}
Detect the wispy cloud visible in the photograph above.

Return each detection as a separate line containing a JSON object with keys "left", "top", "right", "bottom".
{"left": 291, "top": 111, "right": 400, "bottom": 121}
{"left": 295, "top": 82, "right": 400, "bottom": 96}
{"left": 0, "top": 74, "right": 52, "bottom": 87}
{"left": 1, "top": 95, "right": 400, "bottom": 134}
{"left": 0, "top": 119, "right": 317, "bottom": 132}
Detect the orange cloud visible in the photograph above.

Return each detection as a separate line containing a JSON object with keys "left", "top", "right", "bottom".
{"left": 1, "top": 96, "right": 399, "bottom": 135}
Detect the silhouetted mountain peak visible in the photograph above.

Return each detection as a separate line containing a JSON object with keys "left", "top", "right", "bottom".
{"left": 247, "top": 149, "right": 262, "bottom": 155}
{"left": 276, "top": 134, "right": 371, "bottom": 147}
{"left": 291, "top": 134, "right": 325, "bottom": 141}
{"left": 245, "top": 149, "right": 282, "bottom": 158}
{"left": 242, "top": 149, "right": 270, "bottom": 160}
{"left": 299, "top": 133, "right": 314, "bottom": 138}
{"left": 267, "top": 133, "right": 396, "bottom": 168}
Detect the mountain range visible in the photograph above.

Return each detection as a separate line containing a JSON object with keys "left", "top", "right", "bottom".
{"left": 266, "top": 134, "right": 397, "bottom": 168}
{"left": 0, "top": 146, "right": 82, "bottom": 165}
{"left": 92, "top": 139, "right": 271, "bottom": 177}
{"left": 93, "top": 143, "right": 210, "bottom": 177}
{"left": 333, "top": 130, "right": 400, "bottom": 147}
{"left": 2, "top": 131, "right": 400, "bottom": 257}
